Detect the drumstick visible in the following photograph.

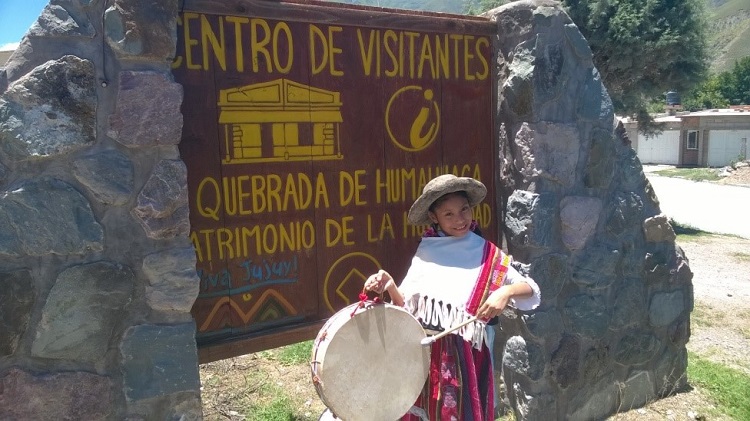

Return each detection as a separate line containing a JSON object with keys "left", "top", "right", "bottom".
{"left": 420, "top": 315, "right": 480, "bottom": 346}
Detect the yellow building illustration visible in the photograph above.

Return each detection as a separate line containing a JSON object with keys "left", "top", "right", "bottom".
{"left": 218, "top": 79, "right": 344, "bottom": 164}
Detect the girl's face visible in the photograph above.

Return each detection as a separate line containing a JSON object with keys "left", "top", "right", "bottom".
{"left": 428, "top": 193, "right": 473, "bottom": 237}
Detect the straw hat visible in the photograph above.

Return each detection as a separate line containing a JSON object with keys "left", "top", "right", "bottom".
{"left": 407, "top": 174, "right": 487, "bottom": 226}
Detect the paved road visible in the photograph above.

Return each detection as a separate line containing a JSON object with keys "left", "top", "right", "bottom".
{"left": 646, "top": 175, "right": 750, "bottom": 239}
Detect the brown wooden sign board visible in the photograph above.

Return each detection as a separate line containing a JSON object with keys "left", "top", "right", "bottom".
{"left": 172, "top": 0, "right": 497, "bottom": 363}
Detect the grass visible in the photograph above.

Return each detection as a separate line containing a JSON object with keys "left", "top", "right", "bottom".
{"left": 671, "top": 221, "right": 717, "bottom": 242}
{"left": 688, "top": 353, "right": 750, "bottom": 420}
{"left": 652, "top": 167, "right": 721, "bottom": 182}
{"left": 731, "top": 251, "right": 750, "bottom": 262}
{"left": 235, "top": 341, "right": 316, "bottom": 421}
{"left": 278, "top": 340, "right": 313, "bottom": 365}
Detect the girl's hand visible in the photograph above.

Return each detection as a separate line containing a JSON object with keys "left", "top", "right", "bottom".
{"left": 477, "top": 287, "right": 511, "bottom": 319}
{"left": 364, "top": 270, "right": 393, "bottom": 294}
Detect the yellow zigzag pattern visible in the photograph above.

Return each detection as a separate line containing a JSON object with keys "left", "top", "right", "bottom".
{"left": 199, "top": 289, "right": 298, "bottom": 332}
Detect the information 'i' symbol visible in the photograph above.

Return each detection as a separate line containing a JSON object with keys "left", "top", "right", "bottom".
{"left": 385, "top": 86, "right": 441, "bottom": 152}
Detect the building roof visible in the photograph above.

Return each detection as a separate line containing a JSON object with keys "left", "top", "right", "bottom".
{"left": 683, "top": 109, "right": 750, "bottom": 117}
{"left": 0, "top": 50, "right": 13, "bottom": 66}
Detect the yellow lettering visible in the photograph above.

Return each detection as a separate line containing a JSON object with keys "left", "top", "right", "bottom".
{"left": 251, "top": 175, "right": 267, "bottom": 213}
{"left": 273, "top": 22, "right": 293, "bottom": 74}
{"left": 404, "top": 31, "right": 419, "bottom": 78}
{"left": 226, "top": 16, "right": 248, "bottom": 72}
{"left": 314, "top": 173, "right": 330, "bottom": 208}
{"left": 435, "top": 34, "right": 449, "bottom": 79}
{"left": 309, "top": 24, "right": 328, "bottom": 75}
{"left": 328, "top": 26, "right": 344, "bottom": 76}
{"left": 196, "top": 177, "right": 220, "bottom": 221}
{"left": 464, "top": 35, "right": 475, "bottom": 81}
{"left": 384, "top": 30, "right": 399, "bottom": 77}
{"left": 183, "top": 13, "right": 201, "bottom": 70}
{"left": 357, "top": 28, "right": 377, "bottom": 77}
{"left": 475, "top": 37, "right": 489, "bottom": 80}
{"left": 251, "top": 18, "right": 272, "bottom": 73}
{"left": 418, "top": 34, "right": 435, "bottom": 79}
{"left": 201, "top": 15, "right": 226, "bottom": 71}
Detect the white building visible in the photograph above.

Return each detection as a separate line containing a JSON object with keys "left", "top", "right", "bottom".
{"left": 632, "top": 108, "right": 750, "bottom": 167}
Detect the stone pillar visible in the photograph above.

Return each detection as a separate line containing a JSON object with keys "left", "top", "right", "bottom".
{"left": 0, "top": 0, "right": 201, "bottom": 419}
{"left": 486, "top": 1, "right": 692, "bottom": 419}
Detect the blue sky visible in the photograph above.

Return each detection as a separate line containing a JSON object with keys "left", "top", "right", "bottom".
{"left": 0, "top": 0, "right": 49, "bottom": 50}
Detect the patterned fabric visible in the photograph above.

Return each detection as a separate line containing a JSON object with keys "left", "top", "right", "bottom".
{"left": 402, "top": 334, "right": 494, "bottom": 421}
{"left": 465, "top": 240, "right": 510, "bottom": 323}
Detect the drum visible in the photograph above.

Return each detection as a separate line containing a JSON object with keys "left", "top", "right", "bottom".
{"left": 311, "top": 301, "right": 430, "bottom": 421}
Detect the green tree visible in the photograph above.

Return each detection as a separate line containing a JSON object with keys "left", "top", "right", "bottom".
{"left": 682, "top": 76, "right": 730, "bottom": 111}
{"left": 723, "top": 56, "right": 750, "bottom": 105}
{"left": 468, "top": 0, "right": 709, "bottom": 132}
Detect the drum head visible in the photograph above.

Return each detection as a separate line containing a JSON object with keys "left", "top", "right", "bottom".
{"left": 313, "top": 303, "right": 429, "bottom": 421}
{"left": 318, "top": 408, "right": 340, "bottom": 420}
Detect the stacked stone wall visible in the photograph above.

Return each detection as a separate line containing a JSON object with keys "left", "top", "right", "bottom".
{"left": 486, "top": 2, "right": 692, "bottom": 420}
{"left": 0, "top": 0, "right": 201, "bottom": 419}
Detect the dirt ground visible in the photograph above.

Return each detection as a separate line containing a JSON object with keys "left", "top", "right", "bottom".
{"left": 199, "top": 170, "right": 750, "bottom": 421}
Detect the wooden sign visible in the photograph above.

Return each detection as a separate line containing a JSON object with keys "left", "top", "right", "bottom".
{"left": 172, "top": 0, "right": 497, "bottom": 362}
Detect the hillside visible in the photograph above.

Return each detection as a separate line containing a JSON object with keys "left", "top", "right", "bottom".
{"left": 325, "top": 0, "right": 750, "bottom": 75}
{"left": 706, "top": 0, "right": 750, "bottom": 73}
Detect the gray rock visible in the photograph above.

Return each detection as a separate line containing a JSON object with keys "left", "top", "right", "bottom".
{"left": 527, "top": 122, "right": 580, "bottom": 188}
{"left": 649, "top": 290, "right": 685, "bottom": 327}
{"left": 564, "top": 294, "right": 610, "bottom": 338}
{"left": 0, "top": 178, "right": 103, "bottom": 256}
{"left": 549, "top": 335, "right": 580, "bottom": 388}
{"left": 571, "top": 243, "right": 620, "bottom": 290}
{"left": 560, "top": 196, "right": 602, "bottom": 251}
{"left": 581, "top": 344, "right": 610, "bottom": 384}
{"left": 28, "top": 3, "right": 95, "bottom": 38}
{"left": 620, "top": 371, "right": 656, "bottom": 410}
{"left": 73, "top": 149, "right": 134, "bottom": 205}
{"left": 643, "top": 214, "right": 676, "bottom": 243}
{"left": 505, "top": 190, "right": 559, "bottom": 254}
{"left": 604, "top": 192, "right": 644, "bottom": 238}
{"left": 143, "top": 247, "right": 200, "bottom": 312}
{"left": 31, "top": 262, "right": 134, "bottom": 362}
{"left": 584, "top": 128, "right": 615, "bottom": 189}
{"left": 612, "top": 278, "right": 647, "bottom": 329}
{"left": 0, "top": 270, "right": 35, "bottom": 356}
{"left": 0, "top": 56, "right": 96, "bottom": 160}
{"left": 513, "top": 123, "right": 539, "bottom": 186}
{"left": 108, "top": 71, "right": 183, "bottom": 147}
{"left": 534, "top": 40, "right": 565, "bottom": 105}
{"left": 654, "top": 347, "right": 688, "bottom": 395}
{"left": 614, "top": 331, "right": 660, "bottom": 366}
{"left": 564, "top": 23, "right": 593, "bottom": 61}
{"left": 120, "top": 323, "right": 201, "bottom": 401}
{"left": 132, "top": 160, "right": 190, "bottom": 239}
{"left": 529, "top": 253, "right": 570, "bottom": 301}
{"left": 104, "top": 0, "right": 178, "bottom": 60}
{"left": 502, "top": 336, "right": 529, "bottom": 376}
{"left": 0, "top": 368, "right": 112, "bottom": 420}
{"left": 524, "top": 309, "right": 564, "bottom": 346}
{"left": 577, "top": 68, "right": 613, "bottom": 123}
{"left": 568, "top": 374, "right": 618, "bottom": 421}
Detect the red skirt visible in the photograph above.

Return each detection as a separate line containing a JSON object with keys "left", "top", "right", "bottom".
{"left": 401, "top": 334, "right": 494, "bottom": 420}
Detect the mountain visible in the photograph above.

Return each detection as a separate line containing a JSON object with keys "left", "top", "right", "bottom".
{"left": 706, "top": 0, "right": 750, "bottom": 73}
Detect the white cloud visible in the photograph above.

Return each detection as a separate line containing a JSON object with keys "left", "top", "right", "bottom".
{"left": 0, "top": 42, "right": 20, "bottom": 52}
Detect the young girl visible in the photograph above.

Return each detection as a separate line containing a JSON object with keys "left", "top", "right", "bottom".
{"left": 364, "top": 174, "right": 541, "bottom": 420}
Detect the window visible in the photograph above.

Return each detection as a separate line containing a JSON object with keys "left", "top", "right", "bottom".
{"left": 687, "top": 130, "right": 698, "bottom": 150}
